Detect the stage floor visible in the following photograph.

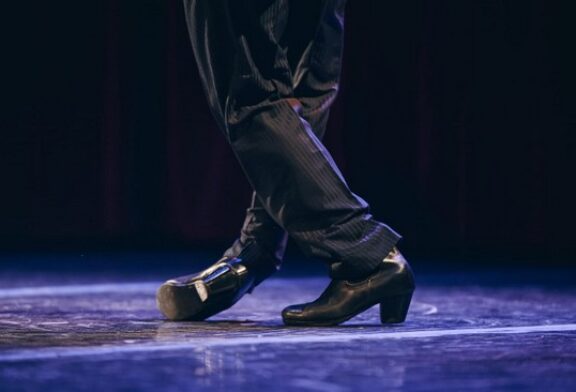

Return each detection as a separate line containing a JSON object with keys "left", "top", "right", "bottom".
{"left": 0, "top": 252, "right": 575, "bottom": 391}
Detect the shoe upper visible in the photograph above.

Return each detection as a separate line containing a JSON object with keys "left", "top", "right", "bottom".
{"left": 282, "top": 247, "right": 415, "bottom": 323}
{"left": 222, "top": 237, "right": 284, "bottom": 289}
{"left": 166, "top": 256, "right": 254, "bottom": 299}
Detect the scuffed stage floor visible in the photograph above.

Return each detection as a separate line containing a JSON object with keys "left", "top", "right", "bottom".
{"left": 0, "top": 252, "right": 575, "bottom": 391}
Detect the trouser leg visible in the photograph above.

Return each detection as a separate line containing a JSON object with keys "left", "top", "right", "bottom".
{"left": 222, "top": 1, "right": 343, "bottom": 269}
{"left": 183, "top": 0, "right": 401, "bottom": 279}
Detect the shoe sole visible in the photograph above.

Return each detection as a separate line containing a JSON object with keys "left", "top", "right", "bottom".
{"left": 156, "top": 281, "right": 206, "bottom": 321}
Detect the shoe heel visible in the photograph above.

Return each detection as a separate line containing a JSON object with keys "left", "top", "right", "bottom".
{"left": 379, "top": 292, "right": 413, "bottom": 324}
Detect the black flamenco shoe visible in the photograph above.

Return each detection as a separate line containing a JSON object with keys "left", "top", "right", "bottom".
{"left": 282, "top": 247, "right": 415, "bottom": 326}
{"left": 156, "top": 256, "right": 271, "bottom": 321}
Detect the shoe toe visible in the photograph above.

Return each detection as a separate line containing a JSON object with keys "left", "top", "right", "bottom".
{"left": 281, "top": 304, "right": 305, "bottom": 319}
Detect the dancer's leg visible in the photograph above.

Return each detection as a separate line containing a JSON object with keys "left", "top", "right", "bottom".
{"left": 221, "top": 0, "right": 350, "bottom": 277}
{"left": 156, "top": 0, "right": 411, "bottom": 322}
{"left": 185, "top": 0, "right": 401, "bottom": 279}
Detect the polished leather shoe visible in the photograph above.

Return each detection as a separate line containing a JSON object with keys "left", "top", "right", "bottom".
{"left": 282, "top": 247, "right": 415, "bottom": 326}
{"left": 156, "top": 256, "right": 260, "bottom": 321}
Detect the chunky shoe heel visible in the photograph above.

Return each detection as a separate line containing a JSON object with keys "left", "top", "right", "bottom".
{"left": 379, "top": 292, "right": 413, "bottom": 324}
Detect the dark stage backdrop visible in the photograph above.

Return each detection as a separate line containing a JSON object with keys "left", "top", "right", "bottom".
{"left": 1, "top": 1, "right": 574, "bottom": 260}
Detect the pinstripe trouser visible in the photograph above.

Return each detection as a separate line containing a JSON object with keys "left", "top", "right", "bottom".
{"left": 183, "top": 0, "right": 401, "bottom": 279}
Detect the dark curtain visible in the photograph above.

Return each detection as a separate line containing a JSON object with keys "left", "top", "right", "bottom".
{"left": 1, "top": 0, "right": 574, "bottom": 259}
